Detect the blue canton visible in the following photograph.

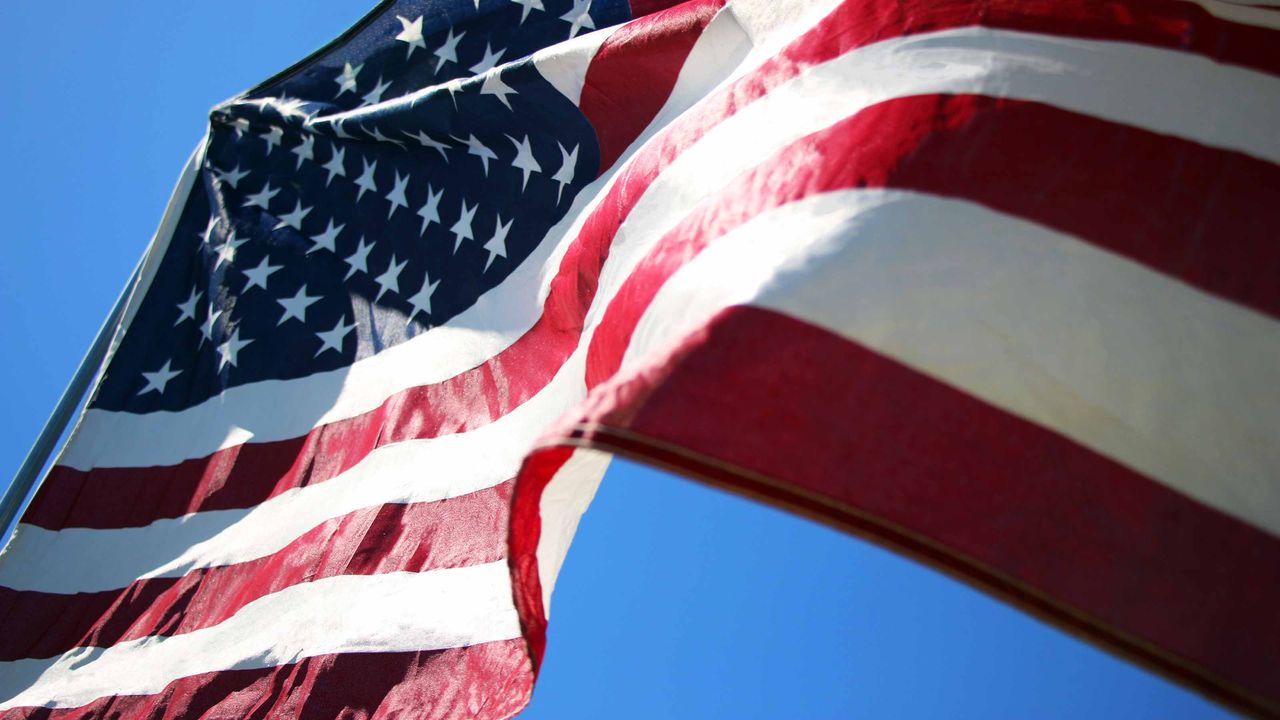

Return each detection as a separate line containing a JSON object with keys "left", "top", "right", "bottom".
{"left": 92, "top": 0, "right": 631, "bottom": 413}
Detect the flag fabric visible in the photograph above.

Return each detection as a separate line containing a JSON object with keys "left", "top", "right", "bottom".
{"left": 2, "top": 0, "right": 1280, "bottom": 717}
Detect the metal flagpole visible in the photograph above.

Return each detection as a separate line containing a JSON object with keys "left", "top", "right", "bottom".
{"left": 0, "top": 263, "right": 141, "bottom": 542}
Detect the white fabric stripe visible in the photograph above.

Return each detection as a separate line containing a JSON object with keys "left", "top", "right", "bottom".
{"left": 63, "top": 24, "right": 1280, "bottom": 472}
{"left": 1187, "top": 0, "right": 1280, "bottom": 28}
{"left": 626, "top": 189, "right": 1280, "bottom": 536}
{"left": 534, "top": 448, "right": 611, "bottom": 613}
{"left": 0, "top": 347, "right": 592, "bottom": 594}
{"left": 533, "top": 22, "right": 614, "bottom": 105}
{"left": 0, "top": 563, "right": 521, "bottom": 711}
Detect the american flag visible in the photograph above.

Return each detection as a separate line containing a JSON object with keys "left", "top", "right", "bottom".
{"left": 2, "top": 0, "right": 1280, "bottom": 717}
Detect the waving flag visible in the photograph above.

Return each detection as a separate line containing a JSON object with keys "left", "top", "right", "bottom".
{"left": 2, "top": 0, "right": 1279, "bottom": 717}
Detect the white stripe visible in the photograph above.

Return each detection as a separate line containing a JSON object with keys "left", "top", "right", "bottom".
{"left": 1189, "top": 0, "right": 1280, "bottom": 28}
{"left": 534, "top": 448, "right": 611, "bottom": 613}
{"left": 0, "top": 346, "right": 593, "bottom": 594}
{"left": 627, "top": 189, "right": 1280, "bottom": 536}
{"left": 533, "top": 22, "right": 614, "bottom": 105}
{"left": 54, "top": 29, "right": 1280, "bottom": 469}
{"left": 0, "top": 563, "right": 521, "bottom": 711}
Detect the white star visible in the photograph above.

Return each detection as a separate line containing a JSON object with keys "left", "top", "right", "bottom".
{"left": 260, "top": 125, "right": 284, "bottom": 153}
{"left": 511, "top": 0, "right": 544, "bottom": 23}
{"left": 374, "top": 254, "right": 408, "bottom": 301}
{"left": 450, "top": 200, "right": 477, "bottom": 253}
{"left": 395, "top": 15, "right": 426, "bottom": 58}
{"left": 308, "top": 219, "right": 345, "bottom": 254}
{"left": 481, "top": 73, "right": 517, "bottom": 110}
{"left": 250, "top": 96, "right": 276, "bottom": 112}
{"left": 322, "top": 144, "right": 347, "bottom": 186}
{"left": 561, "top": 0, "right": 595, "bottom": 37}
{"left": 433, "top": 29, "right": 465, "bottom": 72}
{"left": 367, "top": 125, "right": 406, "bottom": 148}
{"left": 361, "top": 76, "right": 391, "bottom": 106}
{"left": 417, "top": 185, "right": 444, "bottom": 235}
{"left": 277, "top": 285, "right": 321, "bottom": 325}
{"left": 483, "top": 215, "right": 514, "bottom": 271}
{"left": 291, "top": 135, "right": 315, "bottom": 169}
{"left": 507, "top": 134, "right": 542, "bottom": 189}
{"left": 214, "top": 164, "right": 250, "bottom": 190}
{"left": 242, "top": 256, "right": 283, "bottom": 291}
{"left": 335, "top": 62, "right": 363, "bottom": 96}
{"left": 410, "top": 131, "right": 450, "bottom": 161}
{"left": 343, "top": 236, "right": 373, "bottom": 279}
{"left": 138, "top": 360, "right": 182, "bottom": 396}
{"left": 199, "top": 306, "right": 223, "bottom": 346}
{"left": 354, "top": 158, "right": 379, "bottom": 200}
{"left": 243, "top": 182, "right": 280, "bottom": 210}
{"left": 198, "top": 216, "right": 220, "bottom": 245}
{"left": 385, "top": 171, "right": 411, "bottom": 219}
{"left": 231, "top": 117, "right": 252, "bottom": 137}
{"left": 273, "top": 200, "right": 312, "bottom": 231}
{"left": 406, "top": 274, "right": 441, "bottom": 324}
{"left": 214, "top": 231, "right": 247, "bottom": 269}
{"left": 275, "top": 96, "right": 313, "bottom": 120}
{"left": 469, "top": 43, "right": 505, "bottom": 75}
{"left": 315, "top": 316, "right": 357, "bottom": 357}
{"left": 552, "top": 142, "right": 578, "bottom": 203}
{"left": 217, "top": 327, "right": 253, "bottom": 370}
{"left": 175, "top": 287, "right": 202, "bottom": 325}
{"left": 455, "top": 134, "right": 497, "bottom": 175}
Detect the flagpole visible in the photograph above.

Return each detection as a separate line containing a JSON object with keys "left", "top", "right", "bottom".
{"left": 0, "top": 264, "right": 140, "bottom": 541}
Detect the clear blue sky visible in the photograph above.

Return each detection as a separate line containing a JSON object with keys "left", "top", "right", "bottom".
{"left": 0, "top": 3, "right": 1233, "bottom": 718}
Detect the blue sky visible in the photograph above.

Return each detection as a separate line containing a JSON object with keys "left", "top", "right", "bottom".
{"left": 0, "top": 3, "right": 1232, "bottom": 718}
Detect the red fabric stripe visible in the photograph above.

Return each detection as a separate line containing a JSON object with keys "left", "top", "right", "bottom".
{"left": 1, "top": 640, "right": 531, "bottom": 720}
{"left": 628, "top": 0, "right": 692, "bottom": 20}
{"left": 565, "top": 306, "right": 1280, "bottom": 717}
{"left": 886, "top": 97, "right": 1280, "bottom": 319}
{"left": 29, "top": 0, "right": 1277, "bottom": 532}
{"left": 587, "top": 93, "right": 1280, "bottom": 388}
{"left": 506, "top": 446, "right": 577, "bottom": 671}
{"left": 580, "top": 0, "right": 725, "bottom": 173}
{"left": 26, "top": 304, "right": 572, "bottom": 530}
{"left": 0, "top": 484, "right": 511, "bottom": 662}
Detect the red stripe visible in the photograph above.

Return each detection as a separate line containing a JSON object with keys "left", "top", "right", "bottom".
{"left": 506, "top": 446, "right": 578, "bottom": 671}
{"left": 1, "top": 639, "right": 531, "bottom": 720}
{"left": 586, "top": 93, "right": 1280, "bottom": 389}
{"left": 563, "top": 306, "right": 1280, "bottom": 717}
{"left": 29, "top": 0, "right": 1279, "bottom": 532}
{"left": 814, "top": 0, "right": 1280, "bottom": 77}
{"left": 0, "top": 483, "right": 511, "bottom": 662}
{"left": 25, "top": 310, "right": 571, "bottom": 531}
{"left": 628, "top": 0, "right": 692, "bottom": 20}
{"left": 883, "top": 97, "right": 1280, "bottom": 319}
{"left": 581, "top": 0, "right": 725, "bottom": 172}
